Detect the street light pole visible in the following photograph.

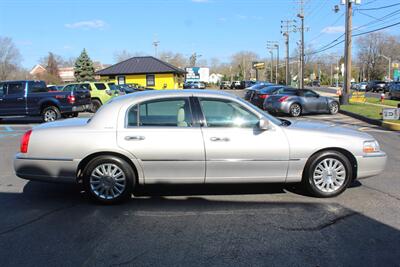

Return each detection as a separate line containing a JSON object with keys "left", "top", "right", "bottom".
{"left": 276, "top": 45, "right": 279, "bottom": 84}
{"left": 379, "top": 54, "right": 391, "bottom": 80}
{"left": 269, "top": 50, "right": 273, "bottom": 82}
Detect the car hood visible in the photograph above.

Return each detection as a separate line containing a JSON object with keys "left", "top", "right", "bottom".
{"left": 284, "top": 119, "right": 373, "bottom": 140}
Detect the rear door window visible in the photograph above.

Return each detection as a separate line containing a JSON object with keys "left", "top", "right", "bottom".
{"left": 0, "top": 83, "right": 5, "bottom": 96}
{"left": 127, "top": 98, "right": 193, "bottom": 127}
{"left": 7, "top": 82, "right": 25, "bottom": 95}
{"left": 94, "top": 83, "right": 106, "bottom": 90}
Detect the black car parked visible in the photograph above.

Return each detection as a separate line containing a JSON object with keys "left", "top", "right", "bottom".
{"left": 249, "top": 86, "right": 293, "bottom": 108}
{"left": 366, "top": 80, "right": 387, "bottom": 93}
{"left": 387, "top": 82, "right": 400, "bottom": 100}
{"left": 0, "top": 80, "right": 91, "bottom": 122}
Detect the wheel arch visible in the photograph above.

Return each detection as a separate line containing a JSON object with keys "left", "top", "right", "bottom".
{"left": 76, "top": 151, "right": 141, "bottom": 186}
{"left": 91, "top": 97, "right": 103, "bottom": 104}
{"left": 39, "top": 100, "right": 60, "bottom": 113}
{"left": 302, "top": 147, "right": 358, "bottom": 180}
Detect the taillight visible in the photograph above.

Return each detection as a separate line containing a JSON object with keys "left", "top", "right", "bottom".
{"left": 259, "top": 94, "right": 269, "bottom": 99}
{"left": 20, "top": 130, "right": 32, "bottom": 153}
{"left": 67, "top": 95, "right": 76, "bottom": 104}
{"left": 278, "top": 96, "right": 289, "bottom": 102}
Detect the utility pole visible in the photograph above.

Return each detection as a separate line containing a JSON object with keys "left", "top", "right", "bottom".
{"left": 281, "top": 20, "right": 295, "bottom": 85}
{"left": 342, "top": 0, "right": 353, "bottom": 104}
{"left": 297, "top": 0, "right": 305, "bottom": 89}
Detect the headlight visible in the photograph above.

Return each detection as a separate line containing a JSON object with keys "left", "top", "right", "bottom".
{"left": 363, "top": 140, "right": 380, "bottom": 153}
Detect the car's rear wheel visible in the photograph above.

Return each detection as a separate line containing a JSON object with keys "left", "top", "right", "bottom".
{"left": 289, "top": 103, "right": 302, "bottom": 117}
{"left": 329, "top": 101, "right": 339, "bottom": 115}
{"left": 83, "top": 156, "right": 135, "bottom": 204}
{"left": 303, "top": 151, "right": 352, "bottom": 198}
{"left": 42, "top": 106, "right": 61, "bottom": 122}
{"left": 91, "top": 99, "right": 102, "bottom": 113}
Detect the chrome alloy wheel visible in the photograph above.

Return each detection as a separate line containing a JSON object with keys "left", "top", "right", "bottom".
{"left": 290, "top": 104, "right": 301, "bottom": 117}
{"left": 90, "top": 163, "right": 126, "bottom": 200}
{"left": 44, "top": 110, "right": 57, "bottom": 122}
{"left": 312, "top": 158, "right": 346, "bottom": 193}
{"left": 330, "top": 102, "right": 339, "bottom": 114}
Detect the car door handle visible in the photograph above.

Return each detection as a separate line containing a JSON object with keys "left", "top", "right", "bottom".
{"left": 17, "top": 97, "right": 24, "bottom": 101}
{"left": 125, "top": 136, "right": 145, "bottom": 141}
{"left": 210, "top": 137, "right": 230, "bottom": 142}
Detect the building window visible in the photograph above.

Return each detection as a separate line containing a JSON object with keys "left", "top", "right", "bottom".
{"left": 117, "top": 76, "right": 126, "bottom": 85}
{"left": 146, "top": 74, "right": 155, "bottom": 87}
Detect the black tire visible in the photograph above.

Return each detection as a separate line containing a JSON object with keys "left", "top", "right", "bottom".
{"left": 71, "top": 112, "right": 79, "bottom": 117}
{"left": 42, "top": 106, "right": 61, "bottom": 122}
{"left": 302, "top": 150, "right": 352, "bottom": 198}
{"left": 83, "top": 156, "right": 135, "bottom": 204}
{"left": 289, "top": 103, "right": 302, "bottom": 117}
{"left": 329, "top": 101, "right": 339, "bottom": 115}
{"left": 91, "top": 99, "right": 102, "bottom": 113}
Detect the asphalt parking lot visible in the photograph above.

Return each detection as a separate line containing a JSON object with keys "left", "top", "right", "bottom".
{"left": 0, "top": 90, "right": 399, "bottom": 266}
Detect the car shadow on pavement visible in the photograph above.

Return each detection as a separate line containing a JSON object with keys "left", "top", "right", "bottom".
{"left": 0, "top": 181, "right": 399, "bottom": 266}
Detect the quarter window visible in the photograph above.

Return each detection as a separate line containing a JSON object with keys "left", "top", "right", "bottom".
{"left": 199, "top": 98, "right": 259, "bottom": 128}
{"left": 146, "top": 74, "right": 155, "bottom": 87}
{"left": 63, "top": 84, "right": 77, "bottom": 92}
{"left": 127, "top": 98, "right": 193, "bottom": 127}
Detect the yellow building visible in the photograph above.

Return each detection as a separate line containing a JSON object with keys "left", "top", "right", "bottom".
{"left": 96, "top": 56, "right": 185, "bottom": 89}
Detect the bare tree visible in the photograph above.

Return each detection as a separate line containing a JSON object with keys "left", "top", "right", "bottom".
{"left": 231, "top": 51, "right": 259, "bottom": 80}
{"left": 113, "top": 50, "right": 147, "bottom": 63}
{"left": 159, "top": 51, "right": 188, "bottom": 68}
{"left": 0, "top": 36, "right": 22, "bottom": 80}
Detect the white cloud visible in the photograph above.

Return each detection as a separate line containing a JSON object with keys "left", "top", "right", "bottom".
{"left": 321, "top": 26, "right": 345, "bottom": 34}
{"left": 65, "top": 19, "right": 107, "bottom": 30}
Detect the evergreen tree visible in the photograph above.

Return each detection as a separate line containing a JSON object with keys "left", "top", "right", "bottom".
{"left": 74, "top": 49, "right": 95, "bottom": 82}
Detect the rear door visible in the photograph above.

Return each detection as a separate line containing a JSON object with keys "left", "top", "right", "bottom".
{"left": 26, "top": 81, "right": 50, "bottom": 115}
{"left": 117, "top": 97, "right": 206, "bottom": 184}
{"left": 2, "top": 81, "right": 27, "bottom": 115}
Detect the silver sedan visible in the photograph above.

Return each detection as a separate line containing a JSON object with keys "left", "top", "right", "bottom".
{"left": 264, "top": 89, "right": 340, "bottom": 117}
{"left": 14, "top": 90, "right": 386, "bottom": 204}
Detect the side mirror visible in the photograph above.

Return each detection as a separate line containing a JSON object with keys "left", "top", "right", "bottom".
{"left": 258, "top": 118, "right": 270, "bottom": 130}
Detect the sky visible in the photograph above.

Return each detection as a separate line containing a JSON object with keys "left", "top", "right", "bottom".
{"left": 0, "top": 0, "right": 399, "bottom": 69}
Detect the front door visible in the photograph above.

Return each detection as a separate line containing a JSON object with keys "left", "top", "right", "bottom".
{"left": 117, "top": 97, "right": 205, "bottom": 184}
{"left": 197, "top": 97, "right": 290, "bottom": 183}
{"left": 2, "top": 81, "right": 27, "bottom": 115}
{"left": 302, "top": 90, "right": 321, "bottom": 113}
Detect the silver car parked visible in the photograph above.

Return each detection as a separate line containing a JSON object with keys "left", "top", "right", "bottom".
{"left": 14, "top": 90, "right": 386, "bottom": 204}
{"left": 264, "top": 89, "right": 340, "bottom": 117}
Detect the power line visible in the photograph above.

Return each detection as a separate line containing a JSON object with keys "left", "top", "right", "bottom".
{"left": 356, "top": 2, "right": 400, "bottom": 11}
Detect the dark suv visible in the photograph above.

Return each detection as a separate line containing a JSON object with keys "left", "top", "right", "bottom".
{"left": 366, "top": 80, "right": 387, "bottom": 93}
{"left": 387, "top": 82, "right": 400, "bottom": 100}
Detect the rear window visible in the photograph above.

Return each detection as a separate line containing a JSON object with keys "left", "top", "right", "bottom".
{"left": 94, "top": 83, "right": 107, "bottom": 90}
{"left": 30, "top": 81, "right": 48, "bottom": 93}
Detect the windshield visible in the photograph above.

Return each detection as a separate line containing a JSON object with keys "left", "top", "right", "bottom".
{"left": 235, "top": 96, "right": 284, "bottom": 126}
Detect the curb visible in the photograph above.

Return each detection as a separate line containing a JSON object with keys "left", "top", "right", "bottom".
{"left": 339, "top": 110, "right": 382, "bottom": 126}
{"left": 339, "top": 109, "right": 400, "bottom": 131}
{"left": 382, "top": 121, "right": 400, "bottom": 131}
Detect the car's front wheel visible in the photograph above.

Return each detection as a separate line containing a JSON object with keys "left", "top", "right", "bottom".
{"left": 329, "top": 101, "right": 339, "bottom": 115}
{"left": 91, "top": 99, "right": 102, "bottom": 113}
{"left": 83, "top": 156, "right": 135, "bottom": 204}
{"left": 289, "top": 103, "right": 302, "bottom": 117}
{"left": 303, "top": 151, "right": 352, "bottom": 198}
